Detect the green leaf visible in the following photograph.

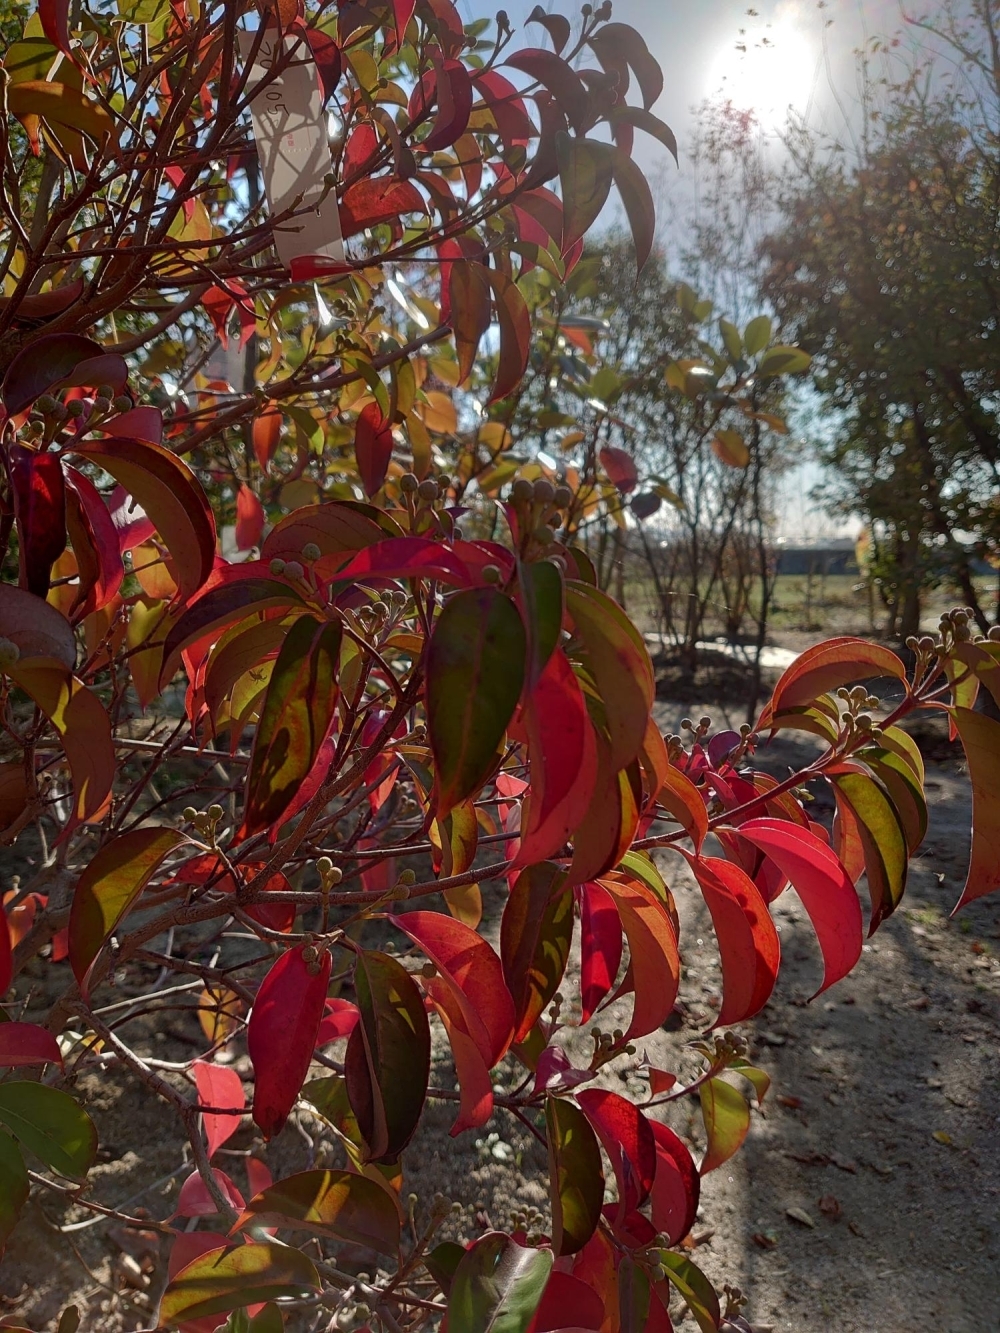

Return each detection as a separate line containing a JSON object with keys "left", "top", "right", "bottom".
{"left": 69, "top": 827, "right": 186, "bottom": 992}
{"left": 758, "top": 345, "right": 811, "bottom": 377}
{"left": 718, "top": 319, "right": 742, "bottom": 362}
{"left": 565, "top": 582, "right": 654, "bottom": 771}
{"left": 501, "top": 864, "right": 572, "bottom": 1043}
{"left": 0, "top": 1083, "right": 97, "bottom": 1179}
{"left": 557, "top": 134, "right": 614, "bottom": 255}
{"left": 831, "top": 770, "right": 908, "bottom": 932}
{"left": 158, "top": 1243, "right": 319, "bottom": 1324}
{"left": 427, "top": 588, "right": 526, "bottom": 816}
{"left": 519, "top": 560, "right": 563, "bottom": 694}
{"left": 0, "top": 1131, "right": 29, "bottom": 1252}
{"left": 426, "top": 1240, "right": 466, "bottom": 1296}
{"left": 243, "top": 615, "right": 342, "bottom": 837}
{"left": 345, "top": 950, "right": 431, "bottom": 1163}
{"left": 743, "top": 315, "right": 772, "bottom": 356}
{"left": 449, "top": 1233, "right": 553, "bottom": 1333}
{"left": 235, "top": 1169, "right": 400, "bottom": 1254}
{"left": 861, "top": 747, "right": 928, "bottom": 856}
{"left": 698, "top": 1077, "right": 750, "bottom": 1174}
{"left": 545, "top": 1097, "right": 604, "bottom": 1256}
{"left": 658, "top": 1253, "right": 720, "bottom": 1333}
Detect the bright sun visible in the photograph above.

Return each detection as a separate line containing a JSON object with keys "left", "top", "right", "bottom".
{"left": 706, "top": 19, "right": 816, "bottom": 128}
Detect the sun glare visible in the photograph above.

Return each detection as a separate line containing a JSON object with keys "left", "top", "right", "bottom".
{"left": 706, "top": 19, "right": 816, "bottom": 128}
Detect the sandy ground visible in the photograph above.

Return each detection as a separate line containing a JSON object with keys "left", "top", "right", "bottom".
{"left": 1, "top": 719, "right": 998, "bottom": 1332}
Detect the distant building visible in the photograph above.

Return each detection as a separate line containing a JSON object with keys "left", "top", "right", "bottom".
{"left": 774, "top": 540, "right": 858, "bottom": 577}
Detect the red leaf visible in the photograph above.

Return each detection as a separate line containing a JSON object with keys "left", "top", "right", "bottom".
{"left": 685, "top": 855, "right": 779, "bottom": 1026}
{"left": 339, "top": 179, "right": 426, "bottom": 238}
{"left": 529, "top": 1272, "right": 604, "bottom": 1333}
{"left": 598, "top": 874, "right": 679, "bottom": 1041}
{"left": 517, "top": 648, "right": 599, "bottom": 865}
{"left": 235, "top": 485, "right": 265, "bottom": 551}
{"left": 420, "top": 58, "right": 474, "bottom": 152}
{"left": 649, "top": 1122, "right": 699, "bottom": 1246}
{"left": 305, "top": 25, "right": 342, "bottom": 101}
{"left": 421, "top": 974, "right": 494, "bottom": 1134}
{"left": 485, "top": 269, "right": 532, "bottom": 404}
{"left": 64, "top": 467, "right": 125, "bottom": 618}
{"left": 392, "top": 0, "right": 416, "bottom": 45}
{"left": 253, "top": 408, "right": 282, "bottom": 471}
{"left": 766, "top": 637, "right": 906, "bottom": 716}
{"left": 71, "top": 437, "right": 217, "bottom": 601}
{"left": 193, "top": 1061, "right": 245, "bottom": 1158}
{"left": 9, "top": 445, "right": 66, "bottom": 596}
{"left": 655, "top": 762, "right": 708, "bottom": 850}
{"left": 249, "top": 943, "right": 332, "bottom": 1139}
{"left": 449, "top": 261, "right": 492, "bottom": 384}
{"left": 599, "top": 446, "right": 638, "bottom": 495}
{"left": 576, "top": 1088, "right": 656, "bottom": 1215}
{"left": 473, "top": 70, "right": 535, "bottom": 150}
{"left": 2, "top": 333, "right": 108, "bottom": 416}
{"left": 579, "top": 881, "right": 623, "bottom": 1024}
{"left": 0, "top": 913, "right": 10, "bottom": 994}
{"left": 389, "top": 911, "right": 515, "bottom": 1067}
{"left": 0, "top": 1022, "right": 63, "bottom": 1069}
{"left": 505, "top": 49, "right": 590, "bottom": 132}
{"left": 737, "top": 818, "right": 862, "bottom": 996}
{"left": 174, "top": 1168, "right": 245, "bottom": 1218}
{"left": 951, "top": 706, "right": 1000, "bottom": 909}
{"left": 316, "top": 998, "right": 359, "bottom": 1045}
{"left": 333, "top": 536, "right": 473, "bottom": 588}
{"left": 354, "top": 402, "right": 394, "bottom": 498}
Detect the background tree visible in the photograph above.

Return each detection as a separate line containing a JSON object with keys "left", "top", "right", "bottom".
{"left": 764, "top": 7, "right": 1000, "bottom": 637}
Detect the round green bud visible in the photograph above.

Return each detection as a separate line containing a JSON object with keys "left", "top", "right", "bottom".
{"left": 398, "top": 868, "right": 416, "bottom": 885}
{"left": 269, "top": 557, "right": 286, "bottom": 575}
{"left": 208, "top": 804, "right": 224, "bottom": 820}
{"left": 316, "top": 856, "right": 333, "bottom": 875}
{"left": 302, "top": 542, "right": 322, "bottom": 563}
{"left": 182, "top": 806, "right": 199, "bottom": 822}
{"left": 532, "top": 478, "right": 555, "bottom": 505}
{"left": 0, "top": 638, "right": 20, "bottom": 672}
{"left": 511, "top": 478, "right": 533, "bottom": 503}
{"left": 283, "top": 560, "right": 304, "bottom": 581}
{"left": 35, "top": 393, "right": 58, "bottom": 413}
{"left": 112, "top": 395, "right": 132, "bottom": 414}
{"left": 417, "top": 479, "right": 439, "bottom": 502}
{"left": 482, "top": 564, "right": 501, "bottom": 585}
{"left": 400, "top": 472, "right": 419, "bottom": 494}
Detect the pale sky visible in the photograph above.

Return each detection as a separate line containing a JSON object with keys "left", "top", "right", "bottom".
{"left": 470, "top": 0, "right": 920, "bottom": 541}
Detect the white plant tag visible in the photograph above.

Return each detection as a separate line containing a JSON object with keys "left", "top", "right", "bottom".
{"left": 238, "top": 28, "right": 344, "bottom": 270}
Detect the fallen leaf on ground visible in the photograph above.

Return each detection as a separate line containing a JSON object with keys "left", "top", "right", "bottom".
{"left": 752, "top": 1231, "right": 778, "bottom": 1249}
{"left": 932, "top": 1130, "right": 953, "bottom": 1146}
{"left": 818, "top": 1194, "right": 842, "bottom": 1219}
{"left": 785, "top": 1206, "right": 815, "bottom": 1228}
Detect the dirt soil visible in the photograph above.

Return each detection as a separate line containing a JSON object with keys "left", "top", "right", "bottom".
{"left": 1, "top": 713, "right": 998, "bottom": 1333}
